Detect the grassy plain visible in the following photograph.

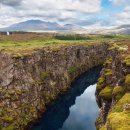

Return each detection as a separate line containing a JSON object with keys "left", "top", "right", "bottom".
{"left": 0, "top": 33, "right": 130, "bottom": 54}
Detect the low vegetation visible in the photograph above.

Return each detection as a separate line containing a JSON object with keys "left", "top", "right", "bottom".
{"left": 0, "top": 33, "right": 130, "bottom": 55}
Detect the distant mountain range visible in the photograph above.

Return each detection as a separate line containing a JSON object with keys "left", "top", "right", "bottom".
{"left": 93, "top": 24, "right": 130, "bottom": 34}
{"left": 0, "top": 20, "right": 84, "bottom": 32}
{"left": 0, "top": 20, "right": 130, "bottom": 34}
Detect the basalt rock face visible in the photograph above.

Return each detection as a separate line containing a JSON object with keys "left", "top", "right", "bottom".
{"left": 0, "top": 43, "right": 109, "bottom": 130}
{"left": 96, "top": 45, "right": 130, "bottom": 130}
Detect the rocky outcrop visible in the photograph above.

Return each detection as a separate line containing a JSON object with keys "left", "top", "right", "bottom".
{"left": 96, "top": 44, "right": 130, "bottom": 130}
{"left": 0, "top": 43, "right": 109, "bottom": 130}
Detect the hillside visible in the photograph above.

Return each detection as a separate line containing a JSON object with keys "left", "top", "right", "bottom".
{"left": 0, "top": 20, "right": 83, "bottom": 32}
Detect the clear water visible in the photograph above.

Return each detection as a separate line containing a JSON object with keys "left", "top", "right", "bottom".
{"left": 59, "top": 85, "right": 99, "bottom": 130}
{"left": 32, "top": 67, "right": 101, "bottom": 130}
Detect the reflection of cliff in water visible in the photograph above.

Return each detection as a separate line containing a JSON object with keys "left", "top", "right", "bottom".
{"left": 32, "top": 66, "right": 102, "bottom": 130}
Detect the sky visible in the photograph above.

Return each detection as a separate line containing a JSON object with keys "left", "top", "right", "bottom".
{"left": 0, "top": 0, "right": 130, "bottom": 29}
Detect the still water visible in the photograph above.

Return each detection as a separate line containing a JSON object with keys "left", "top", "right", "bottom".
{"left": 32, "top": 67, "right": 101, "bottom": 130}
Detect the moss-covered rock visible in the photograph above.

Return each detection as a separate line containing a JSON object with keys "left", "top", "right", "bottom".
{"left": 99, "top": 86, "right": 113, "bottom": 100}
{"left": 107, "top": 112, "right": 130, "bottom": 130}
{"left": 112, "top": 86, "right": 125, "bottom": 101}
{"left": 123, "top": 55, "right": 130, "bottom": 67}
{"left": 113, "top": 93, "right": 130, "bottom": 112}
{"left": 125, "top": 74, "right": 130, "bottom": 91}
{"left": 100, "top": 93, "right": 130, "bottom": 130}
{"left": 98, "top": 77, "right": 105, "bottom": 84}
{"left": 108, "top": 108, "right": 130, "bottom": 129}
{"left": 104, "top": 69, "right": 113, "bottom": 77}
{"left": 104, "top": 58, "right": 112, "bottom": 65}
{"left": 108, "top": 43, "right": 128, "bottom": 52}
{"left": 97, "top": 77, "right": 105, "bottom": 91}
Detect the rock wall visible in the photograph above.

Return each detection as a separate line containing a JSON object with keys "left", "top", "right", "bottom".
{"left": 0, "top": 43, "right": 108, "bottom": 130}
{"left": 96, "top": 45, "right": 130, "bottom": 130}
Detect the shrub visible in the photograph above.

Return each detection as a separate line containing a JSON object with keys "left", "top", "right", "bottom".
{"left": 55, "top": 34, "right": 90, "bottom": 40}
{"left": 102, "top": 35, "right": 115, "bottom": 39}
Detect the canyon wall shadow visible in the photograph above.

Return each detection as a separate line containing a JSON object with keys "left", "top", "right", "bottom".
{"left": 31, "top": 66, "right": 102, "bottom": 130}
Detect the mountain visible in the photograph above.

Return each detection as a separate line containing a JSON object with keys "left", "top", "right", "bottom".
{"left": 1, "top": 20, "right": 130, "bottom": 34}
{"left": 0, "top": 20, "right": 84, "bottom": 32}
{"left": 93, "top": 24, "right": 130, "bottom": 35}
{"left": 117, "top": 24, "right": 130, "bottom": 29}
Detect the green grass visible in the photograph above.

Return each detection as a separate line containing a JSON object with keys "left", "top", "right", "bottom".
{"left": 0, "top": 38, "right": 102, "bottom": 55}
{"left": 0, "top": 34, "right": 130, "bottom": 55}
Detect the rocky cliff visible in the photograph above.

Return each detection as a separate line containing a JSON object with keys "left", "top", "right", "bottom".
{"left": 0, "top": 43, "right": 108, "bottom": 130}
{"left": 96, "top": 44, "right": 130, "bottom": 130}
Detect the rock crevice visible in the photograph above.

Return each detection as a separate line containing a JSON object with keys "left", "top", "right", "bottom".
{"left": 0, "top": 43, "right": 109, "bottom": 130}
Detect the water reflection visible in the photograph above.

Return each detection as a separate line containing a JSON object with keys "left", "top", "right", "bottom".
{"left": 32, "top": 66, "right": 101, "bottom": 130}
{"left": 59, "top": 85, "right": 98, "bottom": 130}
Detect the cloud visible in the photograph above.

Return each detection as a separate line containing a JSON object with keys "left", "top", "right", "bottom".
{"left": 1, "top": 0, "right": 101, "bottom": 13}
{"left": 0, "top": 0, "right": 130, "bottom": 29}
{"left": 1, "top": 0, "right": 23, "bottom": 6}
{"left": 114, "top": 6, "right": 130, "bottom": 25}
{"left": 0, "top": 0, "right": 101, "bottom": 28}
{"left": 109, "top": 0, "right": 130, "bottom": 6}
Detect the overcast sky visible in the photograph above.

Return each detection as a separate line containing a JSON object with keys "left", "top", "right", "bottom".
{"left": 0, "top": 0, "right": 130, "bottom": 28}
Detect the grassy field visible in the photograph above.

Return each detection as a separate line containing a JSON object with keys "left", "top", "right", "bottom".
{"left": 0, "top": 33, "right": 130, "bottom": 54}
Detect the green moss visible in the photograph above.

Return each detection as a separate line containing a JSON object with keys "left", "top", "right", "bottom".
{"left": 97, "top": 77, "right": 105, "bottom": 90}
{"left": 4, "top": 94, "right": 11, "bottom": 99}
{"left": 123, "top": 55, "right": 130, "bottom": 66}
{"left": 112, "top": 86, "right": 125, "bottom": 100}
{"left": 104, "top": 69, "right": 113, "bottom": 76}
{"left": 107, "top": 112, "right": 130, "bottom": 130}
{"left": 105, "top": 58, "right": 112, "bottom": 65}
{"left": 97, "top": 84, "right": 105, "bottom": 91}
{"left": 96, "top": 115, "right": 103, "bottom": 130}
{"left": 1, "top": 116, "right": 14, "bottom": 123}
{"left": 12, "top": 53, "right": 23, "bottom": 59}
{"left": 113, "top": 93, "right": 130, "bottom": 112}
{"left": 98, "top": 77, "right": 105, "bottom": 84}
{"left": 108, "top": 44, "right": 119, "bottom": 50}
{"left": 40, "top": 72, "right": 50, "bottom": 79}
{"left": 8, "top": 90, "right": 16, "bottom": 95}
{"left": 108, "top": 43, "right": 128, "bottom": 52}
{"left": 100, "top": 93, "right": 130, "bottom": 130}
{"left": 4, "top": 125, "right": 14, "bottom": 130}
{"left": 99, "top": 86, "right": 113, "bottom": 100}
{"left": 68, "top": 66, "right": 78, "bottom": 74}
{"left": 125, "top": 74, "right": 130, "bottom": 91}
{"left": 100, "top": 125, "right": 107, "bottom": 130}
